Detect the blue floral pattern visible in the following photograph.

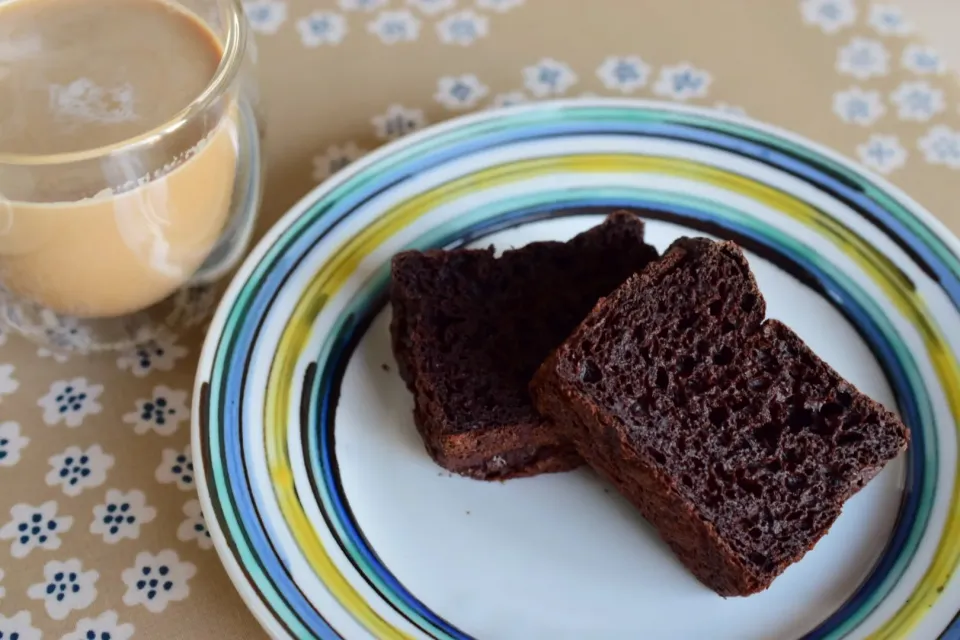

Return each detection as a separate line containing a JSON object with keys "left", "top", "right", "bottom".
{"left": 0, "top": 501, "right": 72, "bottom": 558}
{"left": 26, "top": 558, "right": 98, "bottom": 620}
{"left": 833, "top": 86, "right": 886, "bottom": 125}
{"left": 890, "top": 81, "right": 946, "bottom": 122}
{"left": 372, "top": 104, "right": 427, "bottom": 140}
{"left": 37, "top": 377, "right": 102, "bottom": 428}
{"left": 297, "top": 12, "right": 348, "bottom": 47}
{"left": 177, "top": 500, "right": 213, "bottom": 550}
{"left": 522, "top": 58, "right": 577, "bottom": 98}
{"left": 653, "top": 63, "right": 711, "bottom": 101}
{"left": 800, "top": 0, "right": 856, "bottom": 34}
{"left": 242, "top": 0, "right": 288, "bottom": 35}
{"left": 919, "top": 125, "right": 960, "bottom": 169}
{"left": 868, "top": 4, "right": 912, "bottom": 36}
{"left": 0, "top": 612, "right": 40, "bottom": 640}
{"left": 0, "top": 421, "right": 28, "bottom": 467}
{"left": 434, "top": 74, "right": 489, "bottom": 110}
{"left": 46, "top": 445, "right": 114, "bottom": 497}
{"left": 115, "top": 331, "right": 188, "bottom": 378}
{"left": 121, "top": 550, "right": 196, "bottom": 613}
{"left": 857, "top": 133, "right": 907, "bottom": 174}
{"left": 836, "top": 37, "right": 889, "bottom": 79}
{"left": 90, "top": 490, "right": 156, "bottom": 543}
{"left": 596, "top": 55, "right": 651, "bottom": 93}
{"left": 488, "top": 91, "right": 528, "bottom": 109}
{"left": 62, "top": 611, "right": 134, "bottom": 640}
{"left": 312, "top": 142, "right": 366, "bottom": 181}
{"left": 122, "top": 385, "right": 190, "bottom": 436}
{"left": 367, "top": 10, "right": 421, "bottom": 44}
{"left": 156, "top": 446, "right": 195, "bottom": 491}
{"left": 901, "top": 44, "right": 945, "bottom": 76}
{"left": 436, "top": 10, "right": 489, "bottom": 46}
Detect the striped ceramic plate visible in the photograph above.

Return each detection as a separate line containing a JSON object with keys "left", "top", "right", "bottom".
{"left": 192, "top": 100, "right": 960, "bottom": 639}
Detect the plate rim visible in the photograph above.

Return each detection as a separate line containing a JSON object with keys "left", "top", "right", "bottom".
{"left": 191, "top": 97, "right": 960, "bottom": 640}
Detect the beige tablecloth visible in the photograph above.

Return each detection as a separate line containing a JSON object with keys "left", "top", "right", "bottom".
{"left": 2, "top": 0, "right": 960, "bottom": 637}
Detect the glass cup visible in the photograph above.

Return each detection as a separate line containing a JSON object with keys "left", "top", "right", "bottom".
{"left": 0, "top": 0, "right": 264, "bottom": 353}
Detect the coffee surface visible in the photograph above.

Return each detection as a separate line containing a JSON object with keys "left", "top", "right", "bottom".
{"left": 0, "top": 0, "right": 222, "bottom": 155}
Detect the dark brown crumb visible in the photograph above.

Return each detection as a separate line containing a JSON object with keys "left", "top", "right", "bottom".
{"left": 390, "top": 210, "right": 659, "bottom": 480}
{"left": 531, "top": 237, "right": 909, "bottom": 596}
{"left": 381, "top": 363, "right": 391, "bottom": 372}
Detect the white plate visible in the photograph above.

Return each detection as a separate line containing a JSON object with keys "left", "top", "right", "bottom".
{"left": 193, "top": 100, "right": 960, "bottom": 639}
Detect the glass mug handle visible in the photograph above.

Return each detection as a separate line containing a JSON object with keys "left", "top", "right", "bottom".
{"left": 189, "top": 99, "right": 264, "bottom": 285}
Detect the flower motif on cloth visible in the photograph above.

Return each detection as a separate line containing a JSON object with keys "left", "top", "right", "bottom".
{"left": 27, "top": 558, "right": 98, "bottom": 620}
{"left": 242, "top": 0, "right": 288, "bottom": 35}
{"left": 0, "top": 500, "right": 73, "bottom": 558}
{"left": 156, "top": 446, "right": 195, "bottom": 490}
{"left": 919, "top": 125, "right": 960, "bottom": 169}
{"left": 407, "top": 0, "right": 456, "bottom": 15}
{"left": 436, "top": 10, "right": 489, "bottom": 46}
{"left": 653, "top": 63, "right": 712, "bottom": 101}
{"left": 367, "top": 10, "right": 421, "bottom": 44}
{"left": 488, "top": 91, "right": 528, "bottom": 109}
{"left": 177, "top": 500, "right": 213, "bottom": 550}
{"left": 713, "top": 102, "right": 748, "bottom": 117}
{"left": 116, "top": 330, "right": 188, "bottom": 377}
{"left": 0, "top": 421, "right": 29, "bottom": 466}
{"left": 122, "top": 385, "right": 190, "bottom": 436}
{"left": 799, "top": 0, "right": 856, "bottom": 34}
{"left": 522, "top": 58, "right": 577, "bottom": 98}
{"left": 856, "top": 134, "right": 907, "bottom": 174}
{"left": 90, "top": 490, "right": 157, "bottom": 544}
{"left": 0, "top": 612, "right": 41, "bottom": 640}
{"left": 46, "top": 445, "right": 114, "bottom": 497}
{"left": 901, "top": 44, "right": 945, "bottom": 76}
{"left": 37, "top": 377, "right": 103, "bottom": 427}
{"left": 372, "top": 104, "right": 427, "bottom": 140}
{"left": 475, "top": 0, "right": 524, "bottom": 12}
{"left": 166, "top": 285, "right": 219, "bottom": 329}
{"left": 0, "top": 363, "right": 19, "bottom": 403}
{"left": 833, "top": 87, "right": 885, "bottom": 125}
{"left": 0, "top": 568, "right": 4, "bottom": 599}
{"left": 122, "top": 550, "right": 196, "bottom": 613}
{"left": 63, "top": 611, "right": 135, "bottom": 640}
{"left": 596, "top": 55, "right": 651, "bottom": 93}
{"left": 297, "top": 12, "right": 348, "bottom": 47}
{"left": 35, "top": 316, "right": 92, "bottom": 361}
{"left": 313, "top": 142, "right": 367, "bottom": 181}
{"left": 434, "top": 74, "right": 489, "bottom": 110}
{"left": 339, "top": 0, "right": 387, "bottom": 11}
{"left": 0, "top": 326, "right": 6, "bottom": 347}
{"left": 836, "top": 37, "right": 889, "bottom": 79}
{"left": 868, "top": 3, "right": 912, "bottom": 36}
{"left": 890, "top": 81, "right": 945, "bottom": 122}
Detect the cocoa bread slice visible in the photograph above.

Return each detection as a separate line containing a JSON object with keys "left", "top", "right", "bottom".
{"left": 390, "top": 211, "right": 660, "bottom": 480}
{"left": 530, "top": 237, "right": 909, "bottom": 595}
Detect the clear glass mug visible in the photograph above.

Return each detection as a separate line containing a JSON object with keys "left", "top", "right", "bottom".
{"left": 0, "top": 0, "right": 264, "bottom": 353}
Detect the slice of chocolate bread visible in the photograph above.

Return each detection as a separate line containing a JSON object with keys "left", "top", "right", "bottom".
{"left": 530, "top": 237, "right": 909, "bottom": 595}
{"left": 390, "top": 211, "right": 660, "bottom": 480}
